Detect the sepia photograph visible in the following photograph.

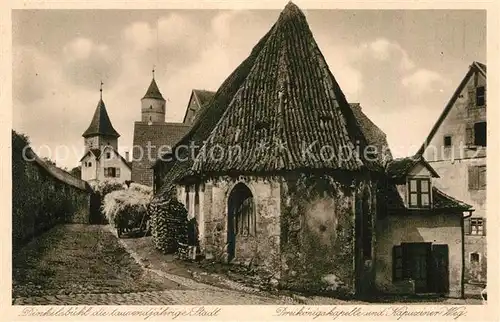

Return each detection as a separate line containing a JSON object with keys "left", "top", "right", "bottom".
{"left": 10, "top": 0, "right": 490, "bottom": 312}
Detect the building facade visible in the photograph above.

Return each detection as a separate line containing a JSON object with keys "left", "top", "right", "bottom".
{"left": 418, "top": 62, "right": 487, "bottom": 284}
{"left": 151, "top": 2, "right": 472, "bottom": 298}
{"left": 80, "top": 90, "right": 131, "bottom": 184}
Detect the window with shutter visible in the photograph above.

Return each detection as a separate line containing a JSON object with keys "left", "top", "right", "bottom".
{"left": 469, "top": 165, "right": 486, "bottom": 190}
{"left": 116, "top": 168, "right": 121, "bottom": 178}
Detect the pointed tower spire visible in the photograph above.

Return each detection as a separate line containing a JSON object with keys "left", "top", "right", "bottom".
{"left": 82, "top": 85, "right": 120, "bottom": 138}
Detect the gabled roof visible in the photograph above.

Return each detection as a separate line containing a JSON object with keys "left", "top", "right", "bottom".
{"left": 386, "top": 155, "right": 439, "bottom": 183}
{"left": 142, "top": 78, "right": 165, "bottom": 101}
{"left": 193, "top": 89, "right": 216, "bottom": 107}
{"left": 79, "top": 147, "right": 131, "bottom": 169}
{"left": 417, "top": 61, "right": 486, "bottom": 155}
{"left": 82, "top": 99, "right": 120, "bottom": 138}
{"left": 182, "top": 89, "right": 216, "bottom": 123}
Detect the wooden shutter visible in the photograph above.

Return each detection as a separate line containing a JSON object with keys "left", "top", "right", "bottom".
{"left": 431, "top": 244, "right": 449, "bottom": 294}
{"left": 393, "top": 245, "right": 403, "bottom": 281}
{"left": 465, "top": 125, "right": 474, "bottom": 146}
{"left": 464, "top": 217, "right": 471, "bottom": 235}
{"left": 116, "top": 168, "right": 121, "bottom": 178}
{"left": 468, "top": 166, "right": 479, "bottom": 190}
{"left": 479, "top": 166, "right": 486, "bottom": 190}
{"left": 483, "top": 218, "right": 486, "bottom": 236}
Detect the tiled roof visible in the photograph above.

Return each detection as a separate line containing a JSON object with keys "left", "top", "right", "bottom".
{"left": 79, "top": 148, "right": 101, "bottom": 162}
{"left": 386, "top": 155, "right": 439, "bottom": 183}
{"left": 192, "top": 3, "right": 372, "bottom": 174}
{"left": 433, "top": 187, "right": 473, "bottom": 210}
{"left": 349, "top": 103, "right": 392, "bottom": 166}
{"left": 26, "top": 148, "right": 90, "bottom": 191}
{"left": 156, "top": 2, "right": 386, "bottom": 196}
{"left": 131, "top": 122, "right": 191, "bottom": 186}
{"left": 155, "top": 14, "right": 277, "bottom": 196}
{"left": 193, "top": 89, "right": 216, "bottom": 107}
{"left": 142, "top": 78, "right": 165, "bottom": 101}
{"left": 82, "top": 99, "right": 120, "bottom": 138}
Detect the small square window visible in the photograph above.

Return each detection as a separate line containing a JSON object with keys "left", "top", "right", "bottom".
{"left": 444, "top": 136, "right": 452, "bottom": 147}
{"left": 470, "top": 253, "right": 480, "bottom": 263}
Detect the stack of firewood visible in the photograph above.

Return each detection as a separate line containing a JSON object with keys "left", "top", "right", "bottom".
{"left": 149, "top": 198, "right": 188, "bottom": 254}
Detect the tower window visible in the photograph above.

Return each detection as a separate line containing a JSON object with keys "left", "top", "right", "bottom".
{"left": 470, "top": 252, "right": 480, "bottom": 263}
{"left": 106, "top": 152, "right": 111, "bottom": 159}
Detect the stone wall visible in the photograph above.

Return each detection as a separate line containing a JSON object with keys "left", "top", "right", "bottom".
{"left": 279, "top": 173, "right": 359, "bottom": 295}
{"left": 12, "top": 131, "right": 92, "bottom": 250}
{"left": 201, "top": 177, "right": 281, "bottom": 273}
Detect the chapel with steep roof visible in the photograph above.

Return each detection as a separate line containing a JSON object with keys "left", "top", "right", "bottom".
{"left": 150, "top": 2, "right": 473, "bottom": 299}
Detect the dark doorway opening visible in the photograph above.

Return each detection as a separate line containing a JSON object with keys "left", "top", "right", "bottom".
{"left": 227, "top": 183, "right": 254, "bottom": 262}
{"left": 393, "top": 242, "right": 449, "bottom": 294}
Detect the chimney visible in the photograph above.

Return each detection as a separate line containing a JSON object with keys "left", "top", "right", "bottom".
{"left": 125, "top": 151, "right": 130, "bottom": 162}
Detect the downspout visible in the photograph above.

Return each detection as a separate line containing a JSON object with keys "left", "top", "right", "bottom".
{"left": 461, "top": 210, "right": 474, "bottom": 299}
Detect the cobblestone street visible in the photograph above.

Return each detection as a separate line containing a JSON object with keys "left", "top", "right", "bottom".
{"left": 12, "top": 224, "right": 295, "bottom": 305}
{"left": 12, "top": 224, "right": 481, "bottom": 306}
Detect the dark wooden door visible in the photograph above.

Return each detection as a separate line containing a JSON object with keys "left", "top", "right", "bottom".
{"left": 432, "top": 244, "right": 449, "bottom": 294}
{"left": 405, "top": 243, "right": 431, "bottom": 293}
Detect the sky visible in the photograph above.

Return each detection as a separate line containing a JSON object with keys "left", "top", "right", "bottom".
{"left": 12, "top": 8, "right": 486, "bottom": 170}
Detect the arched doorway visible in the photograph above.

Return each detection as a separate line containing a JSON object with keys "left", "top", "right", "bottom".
{"left": 227, "top": 183, "right": 255, "bottom": 262}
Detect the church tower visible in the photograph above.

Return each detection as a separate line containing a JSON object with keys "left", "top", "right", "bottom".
{"left": 141, "top": 69, "right": 166, "bottom": 123}
{"left": 82, "top": 82, "right": 120, "bottom": 151}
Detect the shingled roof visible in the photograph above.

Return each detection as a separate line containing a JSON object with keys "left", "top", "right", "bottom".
{"left": 82, "top": 98, "right": 120, "bottom": 138}
{"left": 142, "top": 78, "right": 165, "bottom": 101}
{"left": 193, "top": 89, "right": 216, "bottom": 107}
{"left": 349, "top": 103, "right": 392, "bottom": 166}
{"left": 131, "top": 122, "right": 191, "bottom": 186}
{"left": 386, "top": 155, "right": 439, "bottom": 183}
{"left": 156, "top": 2, "right": 380, "bottom": 195}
